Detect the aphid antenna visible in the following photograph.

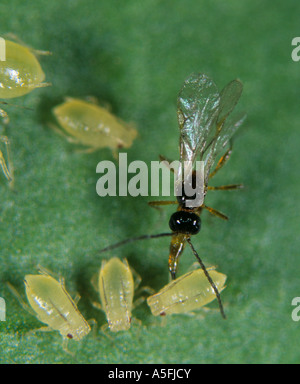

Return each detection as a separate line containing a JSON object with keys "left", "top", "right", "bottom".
{"left": 98, "top": 233, "right": 174, "bottom": 254}
{"left": 186, "top": 237, "right": 226, "bottom": 319}
{"left": 0, "top": 101, "right": 34, "bottom": 112}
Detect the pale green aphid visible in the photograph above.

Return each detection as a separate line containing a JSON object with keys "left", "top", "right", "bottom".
{"left": 98, "top": 257, "right": 135, "bottom": 332}
{"left": 51, "top": 98, "right": 137, "bottom": 154}
{"left": 0, "top": 39, "right": 51, "bottom": 182}
{"left": 25, "top": 270, "right": 91, "bottom": 341}
{"left": 0, "top": 39, "right": 50, "bottom": 99}
{"left": 8, "top": 267, "right": 91, "bottom": 344}
{"left": 0, "top": 135, "right": 12, "bottom": 182}
{"left": 147, "top": 267, "right": 227, "bottom": 316}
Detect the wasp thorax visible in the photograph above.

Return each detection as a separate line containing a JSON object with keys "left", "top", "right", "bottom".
{"left": 169, "top": 211, "right": 201, "bottom": 235}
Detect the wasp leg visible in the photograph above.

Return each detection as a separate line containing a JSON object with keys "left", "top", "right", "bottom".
{"left": 207, "top": 184, "right": 244, "bottom": 191}
{"left": 148, "top": 200, "right": 178, "bottom": 214}
{"left": 201, "top": 204, "right": 228, "bottom": 220}
{"left": 148, "top": 200, "right": 177, "bottom": 207}
{"left": 159, "top": 154, "right": 176, "bottom": 173}
{"left": 209, "top": 147, "right": 233, "bottom": 180}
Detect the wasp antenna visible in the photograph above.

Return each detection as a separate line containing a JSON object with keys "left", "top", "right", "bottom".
{"left": 99, "top": 233, "right": 174, "bottom": 254}
{"left": 186, "top": 238, "right": 226, "bottom": 319}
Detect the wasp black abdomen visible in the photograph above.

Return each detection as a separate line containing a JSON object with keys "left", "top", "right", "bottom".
{"left": 169, "top": 211, "right": 201, "bottom": 235}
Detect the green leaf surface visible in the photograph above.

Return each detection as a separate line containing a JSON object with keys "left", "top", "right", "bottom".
{"left": 1, "top": 0, "right": 299, "bottom": 364}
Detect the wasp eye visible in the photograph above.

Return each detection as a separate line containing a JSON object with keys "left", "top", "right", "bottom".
{"left": 169, "top": 211, "right": 201, "bottom": 235}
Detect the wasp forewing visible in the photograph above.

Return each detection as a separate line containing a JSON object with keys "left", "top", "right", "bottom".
{"left": 176, "top": 73, "right": 246, "bottom": 204}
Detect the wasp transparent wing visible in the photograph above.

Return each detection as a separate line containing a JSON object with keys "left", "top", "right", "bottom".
{"left": 176, "top": 73, "right": 245, "bottom": 188}
{"left": 204, "top": 112, "right": 246, "bottom": 182}
{"left": 217, "top": 79, "right": 243, "bottom": 126}
{"left": 177, "top": 73, "right": 220, "bottom": 165}
{"left": 200, "top": 79, "right": 245, "bottom": 183}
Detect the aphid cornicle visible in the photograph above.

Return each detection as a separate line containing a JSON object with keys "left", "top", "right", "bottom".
{"left": 0, "top": 38, "right": 51, "bottom": 182}
{"left": 51, "top": 98, "right": 137, "bottom": 155}
{"left": 97, "top": 257, "right": 135, "bottom": 332}
{"left": 147, "top": 267, "right": 227, "bottom": 316}
{"left": 9, "top": 267, "right": 91, "bottom": 343}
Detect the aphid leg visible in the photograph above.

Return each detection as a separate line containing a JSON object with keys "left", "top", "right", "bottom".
{"left": 32, "top": 49, "right": 52, "bottom": 56}
{"left": 132, "top": 287, "right": 155, "bottom": 310}
{"left": 129, "top": 264, "right": 142, "bottom": 291}
{"left": 62, "top": 338, "right": 76, "bottom": 357}
{"left": 90, "top": 272, "right": 99, "bottom": 293}
{"left": 3, "top": 33, "right": 52, "bottom": 57}
{"left": 128, "top": 261, "right": 154, "bottom": 295}
{"left": 48, "top": 122, "right": 82, "bottom": 144}
{"left": 26, "top": 325, "right": 73, "bottom": 354}
{"left": 160, "top": 315, "right": 169, "bottom": 327}
{"left": 130, "top": 317, "right": 144, "bottom": 340}
{"left": 74, "top": 146, "right": 98, "bottom": 154}
{"left": 0, "top": 101, "right": 34, "bottom": 116}
{"left": 99, "top": 323, "right": 114, "bottom": 341}
{"left": 130, "top": 317, "right": 142, "bottom": 327}
{"left": 130, "top": 262, "right": 155, "bottom": 301}
{"left": 6, "top": 282, "right": 36, "bottom": 316}
{"left": 91, "top": 300, "right": 102, "bottom": 311}
{"left": 37, "top": 265, "right": 68, "bottom": 289}
{"left": 28, "top": 327, "right": 74, "bottom": 357}
{"left": 73, "top": 293, "right": 81, "bottom": 305}
{"left": 131, "top": 271, "right": 155, "bottom": 306}
{"left": 37, "top": 264, "right": 56, "bottom": 276}
{"left": 200, "top": 305, "right": 226, "bottom": 316}
{"left": 57, "top": 276, "right": 82, "bottom": 307}
{"left": 132, "top": 296, "right": 146, "bottom": 310}
{"left": 87, "top": 318, "right": 98, "bottom": 338}
{"left": 48, "top": 131, "right": 100, "bottom": 155}
{"left": 82, "top": 95, "right": 100, "bottom": 106}
{"left": 0, "top": 107, "right": 9, "bottom": 124}
{"left": 26, "top": 326, "right": 53, "bottom": 337}
{"left": 132, "top": 274, "right": 155, "bottom": 309}
{"left": 27, "top": 82, "right": 52, "bottom": 89}
{"left": 90, "top": 276, "right": 105, "bottom": 312}
{"left": 112, "top": 148, "right": 119, "bottom": 160}
{"left": 187, "top": 262, "right": 217, "bottom": 272}
{"left": 100, "top": 323, "right": 109, "bottom": 332}
{"left": 27, "top": 326, "right": 53, "bottom": 337}
{"left": 200, "top": 204, "right": 228, "bottom": 220}
{"left": 0, "top": 136, "right": 13, "bottom": 183}
{"left": 186, "top": 238, "right": 226, "bottom": 319}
